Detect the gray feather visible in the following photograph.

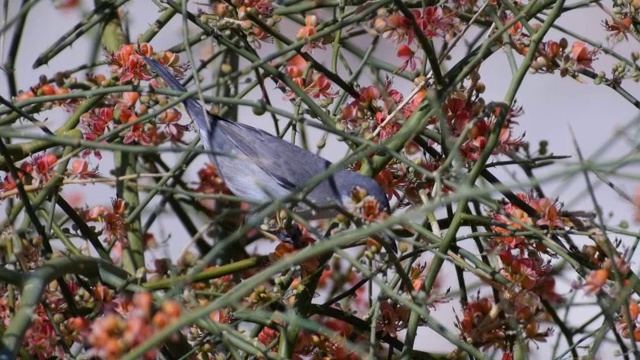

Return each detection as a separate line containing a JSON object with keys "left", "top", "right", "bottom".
{"left": 144, "top": 57, "right": 395, "bottom": 252}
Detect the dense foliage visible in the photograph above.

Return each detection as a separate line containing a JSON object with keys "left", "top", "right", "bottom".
{"left": 1, "top": 0, "right": 640, "bottom": 359}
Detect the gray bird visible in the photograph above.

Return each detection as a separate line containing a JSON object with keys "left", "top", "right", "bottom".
{"left": 144, "top": 57, "right": 395, "bottom": 252}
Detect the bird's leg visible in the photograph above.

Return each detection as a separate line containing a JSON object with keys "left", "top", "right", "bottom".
{"left": 260, "top": 223, "right": 304, "bottom": 248}
{"left": 285, "top": 224, "right": 305, "bottom": 249}
{"left": 282, "top": 221, "right": 340, "bottom": 248}
{"left": 278, "top": 213, "right": 306, "bottom": 249}
{"left": 258, "top": 212, "right": 306, "bottom": 248}
{"left": 324, "top": 221, "right": 340, "bottom": 238}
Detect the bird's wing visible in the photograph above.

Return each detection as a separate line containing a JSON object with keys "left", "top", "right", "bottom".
{"left": 215, "top": 119, "right": 335, "bottom": 192}
{"left": 145, "top": 57, "right": 343, "bottom": 201}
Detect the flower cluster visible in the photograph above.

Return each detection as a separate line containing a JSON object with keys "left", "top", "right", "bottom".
{"left": 507, "top": 21, "right": 599, "bottom": 75}
{"left": 377, "top": 300, "right": 411, "bottom": 338}
{"left": 582, "top": 251, "right": 631, "bottom": 295}
{"left": 10, "top": 44, "right": 192, "bottom": 169}
{"left": 499, "top": 250, "right": 563, "bottom": 304}
{"left": 617, "top": 300, "right": 640, "bottom": 341}
{"left": 371, "top": 6, "right": 458, "bottom": 73}
{"left": 79, "top": 107, "right": 113, "bottom": 159}
{"left": 0, "top": 151, "right": 100, "bottom": 204}
{"left": 208, "top": 0, "right": 277, "bottom": 48}
{"left": 456, "top": 295, "right": 553, "bottom": 358}
{"left": 0, "top": 279, "right": 85, "bottom": 358}
{"left": 15, "top": 75, "right": 77, "bottom": 111}
{"left": 180, "top": 269, "right": 238, "bottom": 352}
{"left": 255, "top": 317, "right": 365, "bottom": 360}
{"left": 454, "top": 192, "right": 566, "bottom": 355}
{"left": 602, "top": 1, "right": 639, "bottom": 43}
{"left": 109, "top": 42, "right": 155, "bottom": 84}
{"left": 371, "top": 6, "right": 457, "bottom": 44}
{"left": 53, "top": 44, "right": 190, "bottom": 164}
{"left": 491, "top": 192, "right": 564, "bottom": 252}
{"left": 296, "top": 15, "right": 326, "bottom": 52}
{"left": 87, "top": 292, "right": 182, "bottom": 359}
{"left": 346, "top": 186, "right": 390, "bottom": 223}
{"left": 438, "top": 93, "right": 525, "bottom": 162}
{"left": 83, "top": 198, "right": 129, "bottom": 247}
{"left": 18, "top": 153, "right": 57, "bottom": 187}
{"left": 0, "top": 152, "right": 90, "bottom": 200}
{"left": 280, "top": 55, "right": 336, "bottom": 101}
{"left": 489, "top": 193, "right": 565, "bottom": 319}
{"left": 194, "top": 163, "right": 230, "bottom": 196}
{"left": 269, "top": 234, "right": 319, "bottom": 275}
{"left": 92, "top": 44, "right": 190, "bottom": 151}
{"left": 340, "top": 77, "right": 404, "bottom": 141}
{"left": 344, "top": 79, "right": 524, "bottom": 207}
{"left": 1, "top": 300, "right": 62, "bottom": 357}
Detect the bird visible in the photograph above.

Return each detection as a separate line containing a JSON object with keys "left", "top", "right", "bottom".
{"left": 143, "top": 57, "right": 396, "bottom": 252}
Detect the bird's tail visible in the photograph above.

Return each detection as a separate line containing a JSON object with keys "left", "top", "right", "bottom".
{"left": 143, "top": 57, "right": 212, "bottom": 149}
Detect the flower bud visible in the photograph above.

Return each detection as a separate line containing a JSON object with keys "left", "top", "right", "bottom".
{"left": 559, "top": 38, "right": 568, "bottom": 49}
{"left": 220, "top": 63, "right": 233, "bottom": 74}
{"left": 252, "top": 105, "right": 266, "bottom": 116}
{"left": 241, "top": 20, "right": 252, "bottom": 30}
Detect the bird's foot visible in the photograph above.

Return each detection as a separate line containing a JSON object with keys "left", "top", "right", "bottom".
{"left": 274, "top": 225, "right": 306, "bottom": 249}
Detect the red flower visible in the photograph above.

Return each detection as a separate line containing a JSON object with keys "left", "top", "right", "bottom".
{"left": 194, "top": 164, "right": 231, "bottom": 195}
{"left": 88, "top": 292, "right": 180, "bottom": 359}
{"left": 397, "top": 44, "right": 422, "bottom": 72}
{"left": 80, "top": 107, "right": 114, "bottom": 159}
{"left": 375, "top": 111, "right": 401, "bottom": 140}
{"left": 617, "top": 301, "right": 640, "bottom": 340}
{"left": 296, "top": 15, "right": 317, "bottom": 39}
{"left": 121, "top": 121, "right": 153, "bottom": 145}
{"left": 584, "top": 269, "right": 608, "bottom": 294}
{"left": 157, "top": 108, "right": 189, "bottom": 145}
{"left": 257, "top": 326, "right": 279, "bottom": 345}
{"left": 284, "top": 55, "right": 307, "bottom": 79}
{"left": 373, "top": 12, "right": 411, "bottom": 42}
{"left": 55, "top": 0, "right": 80, "bottom": 9}
{"left": 603, "top": 17, "right": 633, "bottom": 42}
{"left": 68, "top": 159, "right": 99, "bottom": 179}
{"left": 296, "top": 15, "right": 324, "bottom": 52}
{"left": 401, "top": 87, "right": 427, "bottom": 118}
{"left": 377, "top": 301, "right": 410, "bottom": 338}
{"left": 492, "top": 192, "right": 564, "bottom": 252}
{"left": 30, "top": 153, "right": 58, "bottom": 185}
{"left": 120, "top": 91, "right": 140, "bottom": 108}
{"left": 346, "top": 186, "right": 389, "bottom": 222}
{"left": 307, "top": 73, "right": 336, "bottom": 99}
{"left": 0, "top": 174, "right": 17, "bottom": 194}
{"left": 109, "top": 43, "right": 154, "bottom": 84}
{"left": 283, "top": 71, "right": 336, "bottom": 100}
{"left": 570, "top": 41, "right": 598, "bottom": 70}
{"left": 409, "top": 6, "right": 455, "bottom": 42}
{"left": 85, "top": 198, "right": 129, "bottom": 246}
